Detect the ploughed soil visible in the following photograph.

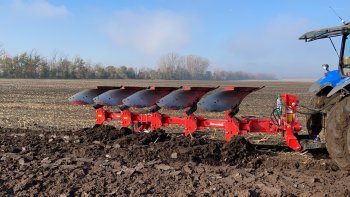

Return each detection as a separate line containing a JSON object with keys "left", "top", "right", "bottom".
{"left": 1, "top": 125, "right": 349, "bottom": 196}
{"left": 1, "top": 79, "right": 350, "bottom": 196}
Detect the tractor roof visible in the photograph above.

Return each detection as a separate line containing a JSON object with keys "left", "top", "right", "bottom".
{"left": 299, "top": 23, "right": 350, "bottom": 42}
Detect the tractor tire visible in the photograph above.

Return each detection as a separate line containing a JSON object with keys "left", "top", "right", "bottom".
{"left": 325, "top": 96, "right": 350, "bottom": 170}
{"left": 306, "top": 95, "right": 328, "bottom": 137}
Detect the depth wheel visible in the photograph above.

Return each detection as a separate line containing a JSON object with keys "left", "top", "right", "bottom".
{"left": 325, "top": 96, "right": 350, "bottom": 170}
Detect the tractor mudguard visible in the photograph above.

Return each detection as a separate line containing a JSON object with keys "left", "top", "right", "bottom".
{"left": 309, "top": 82, "right": 332, "bottom": 95}
{"left": 309, "top": 70, "right": 341, "bottom": 95}
{"left": 327, "top": 77, "right": 350, "bottom": 97}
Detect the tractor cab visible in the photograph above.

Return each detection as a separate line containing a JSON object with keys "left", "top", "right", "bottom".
{"left": 299, "top": 23, "right": 350, "bottom": 96}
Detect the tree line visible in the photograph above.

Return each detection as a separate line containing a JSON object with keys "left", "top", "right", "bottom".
{"left": 0, "top": 49, "right": 276, "bottom": 80}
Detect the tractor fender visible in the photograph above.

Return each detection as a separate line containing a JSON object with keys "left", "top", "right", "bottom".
{"left": 309, "top": 70, "right": 341, "bottom": 95}
{"left": 309, "top": 81, "right": 333, "bottom": 95}
{"left": 327, "top": 77, "right": 350, "bottom": 97}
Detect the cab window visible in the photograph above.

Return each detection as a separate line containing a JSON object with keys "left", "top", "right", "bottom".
{"left": 343, "top": 35, "right": 350, "bottom": 75}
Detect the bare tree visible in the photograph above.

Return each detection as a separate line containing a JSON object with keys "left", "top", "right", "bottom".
{"left": 0, "top": 44, "right": 5, "bottom": 77}
{"left": 157, "top": 52, "right": 180, "bottom": 79}
{"left": 182, "top": 55, "right": 209, "bottom": 80}
{"left": 0, "top": 43, "right": 5, "bottom": 58}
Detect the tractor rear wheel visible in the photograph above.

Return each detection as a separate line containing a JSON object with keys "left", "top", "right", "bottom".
{"left": 325, "top": 96, "right": 350, "bottom": 170}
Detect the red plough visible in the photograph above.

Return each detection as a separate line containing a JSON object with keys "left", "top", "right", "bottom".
{"left": 69, "top": 86, "right": 302, "bottom": 151}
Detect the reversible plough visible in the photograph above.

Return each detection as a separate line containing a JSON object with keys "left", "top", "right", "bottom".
{"left": 69, "top": 86, "right": 304, "bottom": 151}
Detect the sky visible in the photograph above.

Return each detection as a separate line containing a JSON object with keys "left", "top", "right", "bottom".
{"left": 0, "top": 0, "right": 350, "bottom": 79}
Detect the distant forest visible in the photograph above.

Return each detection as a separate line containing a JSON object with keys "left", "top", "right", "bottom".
{"left": 0, "top": 50, "right": 276, "bottom": 80}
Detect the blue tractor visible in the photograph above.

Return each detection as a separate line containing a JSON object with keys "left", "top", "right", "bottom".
{"left": 300, "top": 23, "right": 350, "bottom": 170}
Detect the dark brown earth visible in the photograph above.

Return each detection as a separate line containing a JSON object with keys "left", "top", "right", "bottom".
{"left": 1, "top": 125, "right": 349, "bottom": 196}
{"left": 1, "top": 79, "right": 350, "bottom": 196}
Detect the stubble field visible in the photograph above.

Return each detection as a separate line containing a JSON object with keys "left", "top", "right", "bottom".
{"left": 0, "top": 79, "right": 349, "bottom": 196}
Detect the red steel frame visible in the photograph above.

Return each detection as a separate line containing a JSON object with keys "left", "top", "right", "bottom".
{"left": 95, "top": 93, "right": 302, "bottom": 151}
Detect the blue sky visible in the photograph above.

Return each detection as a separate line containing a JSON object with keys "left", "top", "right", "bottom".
{"left": 0, "top": 0, "right": 349, "bottom": 79}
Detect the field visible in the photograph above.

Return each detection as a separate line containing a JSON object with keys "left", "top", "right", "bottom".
{"left": 0, "top": 79, "right": 349, "bottom": 196}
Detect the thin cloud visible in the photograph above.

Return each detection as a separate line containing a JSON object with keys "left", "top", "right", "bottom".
{"left": 226, "top": 16, "right": 337, "bottom": 78}
{"left": 11, "top": 0, "right": 68, "bottom": 17}
{"left": 229, "top": 16, "right": 310, "bottom": 60}
{"left": 105, "top": 9, "right": 193, "bottom": 55}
